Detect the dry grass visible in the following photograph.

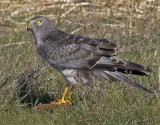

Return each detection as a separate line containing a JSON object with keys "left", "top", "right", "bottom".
{"left": 0, "top": 0, "right": 160, "bottom": 125}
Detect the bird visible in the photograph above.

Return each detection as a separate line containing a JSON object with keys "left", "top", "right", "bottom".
{"left": 27, "top": 16, "right": 152, "bottom": 105}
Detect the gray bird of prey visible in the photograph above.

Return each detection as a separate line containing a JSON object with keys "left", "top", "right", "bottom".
{"left": 27, "top": 16, "right": 152, "bottom": 105}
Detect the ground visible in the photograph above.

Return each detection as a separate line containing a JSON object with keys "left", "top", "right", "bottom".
{"left": 0, "top": 0, "right": 160, "bottom": 125}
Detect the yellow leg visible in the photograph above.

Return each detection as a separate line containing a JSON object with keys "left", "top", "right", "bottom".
{"left": 50, "top": 86, "right": 72, "bottom": 105}
{"left": 61, "top": 86, "right": 69, "bottom": 102}
{"left": 68, "top": 86, "right": 74, "bottom": 100}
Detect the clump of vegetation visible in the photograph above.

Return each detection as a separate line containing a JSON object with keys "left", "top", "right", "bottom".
{"left": 0, "top": 0, "right": 160, "bottom": 124}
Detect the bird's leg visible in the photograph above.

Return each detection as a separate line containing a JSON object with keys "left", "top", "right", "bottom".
{"left": 68, "top": 86, "right": 74, "bottom": 101}
{"left": 50, "top": 85, "right": 72, "bottom": 105}
{"left": 60, "top": 86, "right": 71, "bottom": 104}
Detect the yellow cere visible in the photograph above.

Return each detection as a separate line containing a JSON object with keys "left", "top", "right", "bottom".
{"left": 28, "top": 23, "right": 31, "bottom": 27}
{"left": 36, "top": 20, "right": 41, "bottom": 24}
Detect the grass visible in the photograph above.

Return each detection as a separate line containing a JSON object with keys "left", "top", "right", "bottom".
{"left": 0, "top": 3, "right": 160, "bottom": 125}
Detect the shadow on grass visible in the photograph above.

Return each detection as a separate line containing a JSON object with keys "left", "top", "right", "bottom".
{"left": 17, "top": 69, "right": 55, "bottom": 108}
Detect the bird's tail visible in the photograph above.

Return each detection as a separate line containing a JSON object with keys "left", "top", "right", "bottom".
{"left": 102, "top": 70, "right": 152, "bottom": 93}
{"left": 117, "top": 61, "right": 152, "bottom": 76}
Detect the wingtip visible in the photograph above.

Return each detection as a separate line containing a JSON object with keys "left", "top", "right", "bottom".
{"left": 146, "top": 67, "right": 153, "bottom": 72}
{"left": 142, "top": 87, "right": 153, "bottom": 94}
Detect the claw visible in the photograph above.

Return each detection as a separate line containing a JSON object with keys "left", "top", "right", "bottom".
{"left": 50, "top": 86, "right": 74, "bottom": 105}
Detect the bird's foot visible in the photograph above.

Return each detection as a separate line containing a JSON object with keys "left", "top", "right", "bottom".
{"left": 50, "top": 86, "right": 73, "bottom": 105}
{"left": 50, "top": 99, "right": 72, "bottom": 105}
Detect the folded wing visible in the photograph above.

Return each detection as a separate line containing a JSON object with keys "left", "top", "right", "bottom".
{"left": 38, "top": 33, "right": 126, "bottom": 70}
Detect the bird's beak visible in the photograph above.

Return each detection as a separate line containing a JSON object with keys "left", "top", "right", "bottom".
{"left": 27, "top": 22, "right": 33, "bottom": 31}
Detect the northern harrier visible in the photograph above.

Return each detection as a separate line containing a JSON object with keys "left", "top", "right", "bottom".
{"left": 27, "top": 16, "right": 152, "bottom": 105}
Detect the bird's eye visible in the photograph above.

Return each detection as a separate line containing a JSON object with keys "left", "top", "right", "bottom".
{"left": 36, "top": 20, "right": 41, "bottom": 25}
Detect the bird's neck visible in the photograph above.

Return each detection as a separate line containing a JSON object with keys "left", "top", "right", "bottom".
{"left": 32, "top": 29, "right": 53, "bottom": 46}
{"left": 32, "top": 26, "right": 65, "bottom": 47}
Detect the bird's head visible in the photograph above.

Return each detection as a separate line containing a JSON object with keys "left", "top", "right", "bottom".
{"left": 27, "top": 16, "right": 54, "bottom": 35}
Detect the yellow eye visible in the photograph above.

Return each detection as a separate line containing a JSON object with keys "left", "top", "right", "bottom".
{"left": 36, "top": 20, "right": 41, "bottom": 24}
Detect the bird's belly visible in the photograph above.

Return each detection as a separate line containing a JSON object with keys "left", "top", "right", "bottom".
{"left": 61, "top": 69, "right": 91, "bottom": 86}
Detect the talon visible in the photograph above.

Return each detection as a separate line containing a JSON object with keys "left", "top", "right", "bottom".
{"left": 62, "top": 100, "right": 72, "bottom": 105}
{"left": 50, "top": 86, "right": 74, "bottom": 105}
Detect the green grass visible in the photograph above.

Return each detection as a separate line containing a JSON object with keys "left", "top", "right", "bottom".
{"left": 0, "top": 6, "right": 160, "bottom": 125}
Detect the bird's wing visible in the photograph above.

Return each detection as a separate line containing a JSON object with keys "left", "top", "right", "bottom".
{"left": 38, "top": 33, "right": 126, "bottom": 70}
